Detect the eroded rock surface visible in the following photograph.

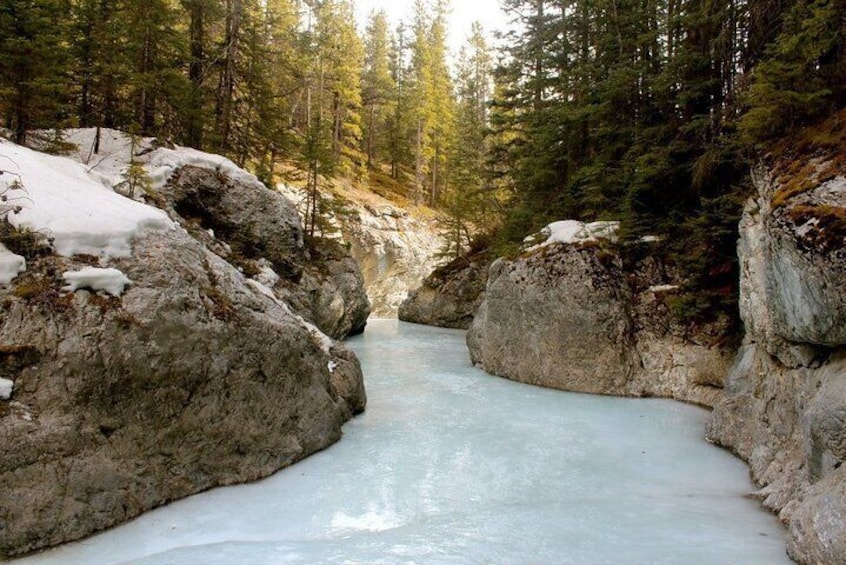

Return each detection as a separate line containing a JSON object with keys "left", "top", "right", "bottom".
{"left": 0, "top": 229, "right": 365, "bottom": 557}
{"left": 466, "top": 236, "right": 731, "bottom": 404}
{"left": 708, "top": 167, "right": 846, "bottom": 565}
{"left": 399, "top": 250, "right": 491, "bottom": 329}
{"left": 277, "top": 183, "right": 443, "bottom": 319}
{"left": 157, "top": 166, "right": 369, "bottom": 339}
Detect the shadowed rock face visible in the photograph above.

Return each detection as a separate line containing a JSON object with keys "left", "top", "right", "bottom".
{"left": 399, "top": 251, "right": 491, "bottom": 330}
{"left": 0, "top": 155, "right": 367, "bottom": 557}
{"left": 707, "top": 168, "right": 846, "bottom": 565}
{"left": 158, "top": 166, "right": 370, "bottom": 340}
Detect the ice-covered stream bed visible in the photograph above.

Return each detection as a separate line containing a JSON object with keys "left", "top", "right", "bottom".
{"left": 17, "top": 320, "right": 789, "bottom": 564}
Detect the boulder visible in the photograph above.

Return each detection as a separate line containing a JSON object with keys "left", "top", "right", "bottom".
{"left": 465, "top": 229, "right": 731, "bottom": 403}
{"left": 0, "top": 134, "right": 368, "bottom": 557}
{"left": 283, "top": 239, "right": 370, "bottom": 339}
{"left": 399, "top": 250, "right": 491, "bottom": 330}
{"left": 467, "top": 245, "right": 638, "bottom": 395}
{"left": 0, "top": 229, "right": 365, "bottom": 557}
{"left": 152, "top": 165, "right": 369, "bottom": 340}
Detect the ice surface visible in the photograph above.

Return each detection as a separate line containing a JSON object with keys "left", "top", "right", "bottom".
{"left": 14, "top": 321, "right": 790, "bottom": 565}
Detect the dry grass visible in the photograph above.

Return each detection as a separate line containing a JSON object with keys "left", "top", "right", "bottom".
{"left": 770, "top": 110, "right": 846, "bottom": 208}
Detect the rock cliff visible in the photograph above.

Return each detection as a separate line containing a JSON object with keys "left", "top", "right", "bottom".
{"left": 466, "top": 222, "right": 732, "bottom": 406}
{"left": 277, "top": 182, "right": 443, "bottom": 319}
{"left": 0, "top": 133, "right": 367, "bottom": 557}
{"left": 707, "top": 166, "right": 846, "bottom": 564}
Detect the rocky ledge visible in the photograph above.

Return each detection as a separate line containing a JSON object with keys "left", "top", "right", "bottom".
{"left": 466, "top": 221, "right": 732, "bottom": 406}
{"left": 707, "top": 166, "right": 846, "bottom": 564}
{"left": 399, "top": 249, "right": 491, "bottom": 330}
{"left": 0, "top": 132, "right": 367, "bottom": 557}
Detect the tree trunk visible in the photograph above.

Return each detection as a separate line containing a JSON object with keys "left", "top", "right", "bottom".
{"left": 185, "top": 0, "right": 205, "bottom": 148}
{"left": 216, "top": 0, "right": 241, "bottom": 152}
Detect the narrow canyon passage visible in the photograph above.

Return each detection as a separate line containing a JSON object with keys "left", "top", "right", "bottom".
{"left": 16, "top": 321, "right": 789, "bottom": 564}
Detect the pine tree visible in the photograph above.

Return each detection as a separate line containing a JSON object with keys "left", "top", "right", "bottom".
{"left": 442, "top": 22, "right": 496, "bottom": 257}
{"left": 0, "top": 0, "right": 73, "bottom": 144}
{"left": 362, "top": 10, "right": 397, "bottom": 168}
{"left": 740, "top": 0, "right": 846, "bottom": 142}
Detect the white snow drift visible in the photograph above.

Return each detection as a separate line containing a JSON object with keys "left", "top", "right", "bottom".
{"left": 0, "top": 138, "right": 173, "bottom": 258}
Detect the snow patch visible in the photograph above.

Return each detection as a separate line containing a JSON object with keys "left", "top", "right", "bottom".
{"left": 0, "top": 244, "right": 26, "bottom": 285}
{"left": 61, "top": 128, "right": 154, "bottom": 189}
{"left": 526, "top": 220, "right": 620, "bottom": 252}
{"left": 145, "top": 145, "right": 264, "bottom": 193}
{"left": 0, "top": 139, "right": 173, "bottom": 258}
{"left": 648, "top": 285, "right": 680, "bottom": 294}
{"left": 62, "top": 267, "right": 132, "bottom": 297}
{"left": 253, "top": 260, "right": 280, "bottom": 288}
{"left": 0, "top": 378, "right": 12, "bottom": 400}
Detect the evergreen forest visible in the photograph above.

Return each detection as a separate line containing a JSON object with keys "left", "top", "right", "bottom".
{"left": 1, "top": 0, "right": 845, "bottom": 328}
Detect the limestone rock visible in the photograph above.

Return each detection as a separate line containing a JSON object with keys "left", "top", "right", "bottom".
{"left": 285, "top": 239, "right": 370, "bottom": 339}
{"left": 340, "top": 203, "right": 443, "bottom": 318}
{"left": 159, "top": 165, "right": 305, "bottom": 280}
{"left": 0, "top": 228, "right": 365, "bottom": 558}
{"left": 153, "top": 166, "right": 369, "bottom": 339}
{"left": 464, "top": 231, "right": 732, "bottom": 404}
{"left": 739, "top": 170, "right": 846, "bottom": 367}
{"left": 467, "top": 246, "right": 638, "bottom": 395}
{"left": 708, "top": 163, "right": 846, "bottom": 565}
{"left": 399, "top": 251, "right": 491, "bottom": 330}
{"left": 276, "top": 183, "right": 443, "bottom": 319}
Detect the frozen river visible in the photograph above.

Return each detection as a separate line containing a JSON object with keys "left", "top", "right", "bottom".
{"left": 17, "top": 320, "right": 789, "bottom": 564}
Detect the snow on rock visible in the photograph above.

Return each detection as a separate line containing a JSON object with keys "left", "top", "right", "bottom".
{"left": 0, "top": 378, "right": 12, "bottom": 400}
{"left": 145, "top": 145, "right": 264, "bottom": 193}
{"left": 0, "top": 244, "right": 26, "bottom": 285}
{"left": 0, "top": 139, "right": 173, "bottom": 258}
{"left": 648, "top": 284, "right": 680, "bottom": 293}
{"left": 62, "top": 267, "right": 132, "bottom": 297}
{"left": 253, "top": 259, "right": 280, "bottom": 288}
{"left": 525, "top": 220, "right": 620, "bottom": 252}
{"left": 61, "top": 128, "right": 274, "bottom": 199}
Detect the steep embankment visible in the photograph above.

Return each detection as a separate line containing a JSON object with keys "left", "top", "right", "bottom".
{"left": 279, "top": 180, "right": 444, "bottom": 318}
{"left": 0, "top": 131, "right": 367, "bottom": 557}
{"left": 707, "top": 160, "right": 846, "bottom": 564}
